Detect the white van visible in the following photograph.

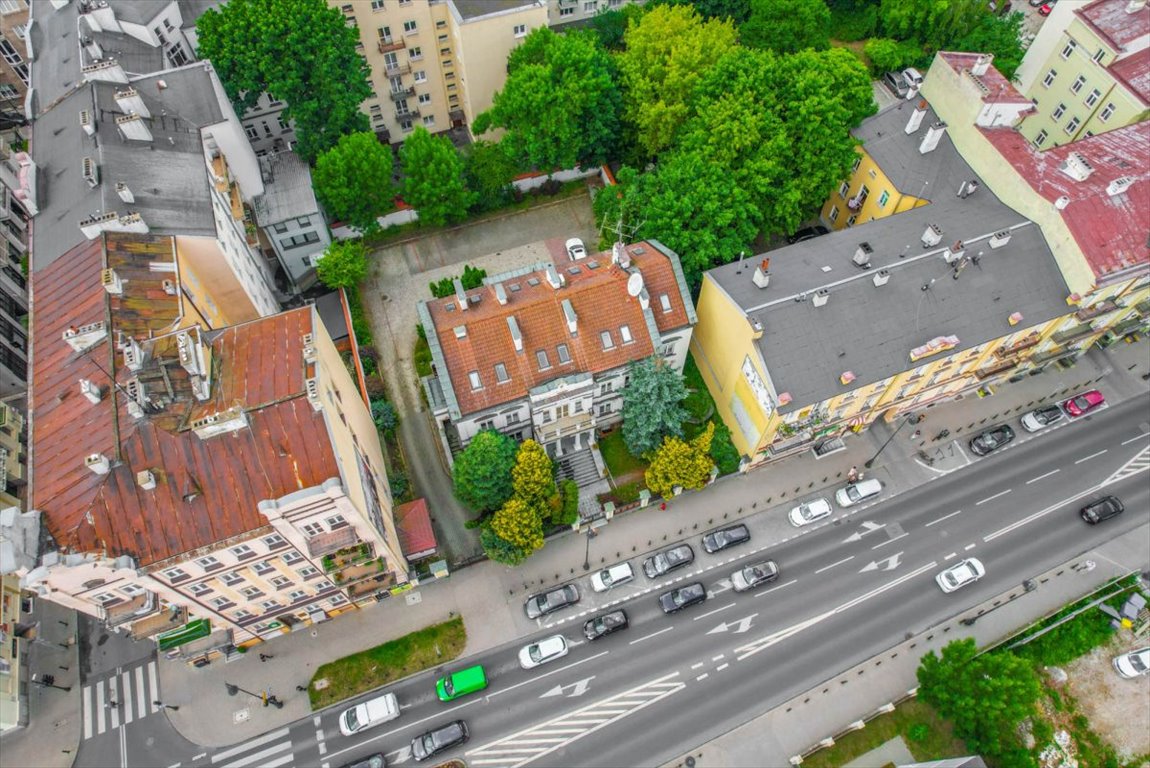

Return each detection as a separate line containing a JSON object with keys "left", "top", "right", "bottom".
{"left": 339, "top": 692, "right": 400, "bottom": 736}
{"left": 902, "top": 67, "right": 924, "bottom": 89}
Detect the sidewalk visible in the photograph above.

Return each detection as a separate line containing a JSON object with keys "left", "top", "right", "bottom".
{"left": 159, "top": 337, "right": 1150, "bottom": 748}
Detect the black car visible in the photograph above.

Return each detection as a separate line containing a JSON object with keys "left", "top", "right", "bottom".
{"left": 642, "top": 544, "right": 695, "bottom": 579}
{"left": 786, "top": 225, "right": 830, "bottom": 245}
{"left": 342, "top": 755, "right": 386, "bottom": 768}
{"left": 524, "top": 584, "right": 580, "bottom": 619}
{"left": 411, "top": 721, "right": 470, "bottom": 762}
{"left": 969, "top": 424, "right": 1015, "bottom": 456}
{"left": 1081, "top": 496, "right": 1124, "bottom": 524}
{"left": 583, "top": 609, "right": 629, "bottom": 641}
{"left": 659, "top": 582, "right": 707, "bottom": 614}
{"left": 702, "top": 524, "right": 751, "bottom": 554}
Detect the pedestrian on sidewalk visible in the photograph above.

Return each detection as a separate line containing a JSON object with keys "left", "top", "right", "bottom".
{"left": 296, "top": 685, "right": 308, "bottom": 692}
{"left": 259, "top": 653, "right": 274, "bottom": 662}
{"left": 847, "top": 466, "right": 859, "bottom": 484}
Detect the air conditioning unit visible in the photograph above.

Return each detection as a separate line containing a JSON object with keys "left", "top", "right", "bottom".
{"left": 82, "top": 157, "right": 99, "bottom": 189}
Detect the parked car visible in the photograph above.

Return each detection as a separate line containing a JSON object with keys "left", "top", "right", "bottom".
{"left": 902, "top": 67, "right": 924, "bottom": 89}
{"left": 835, "top": 478, "right": 883, "bottom": 508}
{"left": 1020, "top": 404, "right": 1064, "bottom": 432}
{"left": 936, "top": 558, "right": 986, "bottom": 593}
{"left": 518, "top": 634, "right": 570, "bottom": 670}
{"left": 1062, "top": 389, "right": 1105, "bottom": 417}
{"left": 524, "top": 584, "right": 580, "bottom": 619}
{"left": 659, "top": 582, "right": 707, "bottom": 614}
{"left": 1038, "top": 0, "right": 1055, "bottom": 15}
{"left": 1028, "top": 0, "right": 1045, "bottom": 6}
{"left": 1113, "top": 647, "right": 1150, "bottom": 679}
{"left": 339, "top": 692, "right": 400, "bottom": 737}
{"left": 590, "top": 562, "right": 634, "bottom": 592}
{"left": 786, "top": 225, "right": 830, "bottom": 244}
{"left": 731, "top": 560, "right": 780, "bottom": 592}
{"left": 969, "top": 424, "right": 1016, "bottom": 456}
{"left": 702, "top": 524, "right": 751, "bottom": 554}
{"left": 342, "top": 754, "right": 386, "bottom": 768}
{"left": 411, "top": 721, "right": 470, "bottom": 762}
{"left": 882, "top": 70, "right": 910, "bottom": 99}
{"left": 1081, "top": 495, "right": 1124, "bottom": 524}
{"left": 643, "top": 544, "right": 695, "bottom": 579}
{"left": 565, "top": 237, "right": 587, "bottom": 260}
{"left": 789, "top": 497, "right": 833, "bottom": 527}
{"left": 583, "top": 609, "right": 629, "bottom": 641}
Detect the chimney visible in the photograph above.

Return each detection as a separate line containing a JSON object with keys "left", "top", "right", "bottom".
{"left": 922, "top": 224, "right": 943, "bottom": 248}
{"left": 82, "top": 36, "right": 103, "bottom": 60}
{"left": 638, "top": 287, "right": 650, "bottom": 310}
{"left": 612, "top": 242, "right": 630, "bottom": 268}
{"left": 79, "top": 379, "right": 103, "bottom": 403}
{"left": 81, "top": 156, "right": 99, "bottom": 189}
{"left": 62, "top": 322, "right": 107, "bottom": 352}
{"left": 115, "top": 182, "right": 134, "bottom": 203}
{"left": 453, "top": 278, "right": 467, "bottom": 310}
{"left": 114, "top": 87, "right": 151, "bottom": 119}
{"left": 989, "top": 231, "right": 1011, "bottom": 249}
{"left": 972, "top": 55, "right": 992, "bottom": 76}
{"left": 1107, "top": 176, "right": 1135, "bottom": 197}
{"left": 100, "top": 267, "right": 122, "bottom": 295}
{"left": 545, "top": 265, "right": 564, "bottom": 290}
{"left": 748, "top": 315, "right": 763, "bottom": 339}
{"left": 81, "top": 59, "right": 129, "bottom": 84}
{"left": 1054, "top": 195, "right": 1071, "bottom": 210}
{"left": 1008, "top": 312, "right": 1024, "bottom": 326}
{"left": 1060, "top": 152, "right": 1094, "bottom": 181}
{"left": 494, "top": 282, "right": 508, "bottom": 305}
{"left": 562, "top": 298, "right": 577, "bottom": 335}
{"left": 136, "top": 470, "right": 157, "bottom": 490}
{"left": 85, "top": 453, "right": 111, "bottom": 475}
{"left": 943, "top": 240, "right": 965, "bottom": 264}
{"left": 162, "top": 279, "right": 177, "bottom": 296}
{"left": 123, "top": 338, "right": 144, "bottom": 372}
{"left": 115, "top": 113, "right": 153, "bottom": 142}
{"left": 918, "top": 121, "right": 947, "bottom": 154}
{"left": 905, "top": 100, "right": 928, "bottom": 134}
{"left": 872, "top": 269, "right": 891, "bottom": 287}
{"left": 852, "top": 242, "right": 873, "bottom": 268}
{"left": 88, "top": 4, "right": 122, "bottom": 33}
{"left": 812, "top": 289, "right": 829, "bottom": 308}
{"left": 753, "top": 258, "right": 771, "bottom": 289}
{"left": 80, "top": 109, "right": 95, "bottom": 136}
{"left": 176, "top": 330, "right": 205, "bottom": 377}
{"left": 507, "top": 315, "right": 523, "bottom": 352}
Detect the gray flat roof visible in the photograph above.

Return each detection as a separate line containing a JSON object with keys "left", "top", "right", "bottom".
{"left": 253, "top": 152, "right": 319, "bottom": 225}
{"left": 707, "top": 104, "right": 1071, "bottom": 413}
{"left": 451, "top": 0, "right": 539, "bottom": 20}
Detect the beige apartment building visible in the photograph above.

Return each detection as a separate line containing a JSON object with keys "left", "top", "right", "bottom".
{"left": 0, "top": 0, "right": 28, "bottom": 123}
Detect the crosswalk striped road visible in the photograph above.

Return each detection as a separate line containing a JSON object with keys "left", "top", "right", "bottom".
{"left": 1104, "top": 444, "right": 1150, "bottom": 486}
{"left": 464, "top": 673, "right": 686, "bottom": 768}
{"left": 81, "top": 659, "right": 163, "bottom": 739}
{"left": 210, "top": 727, "right": 295, "bottom": 768}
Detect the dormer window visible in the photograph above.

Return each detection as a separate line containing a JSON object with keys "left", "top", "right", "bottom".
{"left": 660, "top": 294, "right": 672, "bottom": 313}
{"left": 600, "top": 331, "right": 614, "bottom": 350}
{"left": 620, "top": 325, "right": 633, "bottom": 344}
{"left": 468, "top": 371, "right": 481, "bottom": 390}
{"left": 536, "top": 350, "right": 551, "bottom": 370}
{"left": 557, "top": 343, "right": 571, "bottom": 365}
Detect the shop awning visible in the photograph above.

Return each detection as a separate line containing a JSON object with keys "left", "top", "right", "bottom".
{"left": 157, "top": 618, "right": 212, "bottom": 651}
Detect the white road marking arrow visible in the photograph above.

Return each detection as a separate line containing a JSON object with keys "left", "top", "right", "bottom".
{"left": 706, "top": 613, "right": 758, "bottom": 636}
{"left": 707, "top": 578, "right": 733, "bottom": 599}
{"left": 385, "top": 746, "right": 413, "bottom": 765}
{"left": 843, "top": 521, "right": 884, "bottom": 543}
{"left": 860, "top": 551, "right": 903, "bottom": 573}
{"left": 539, "top": 675, "right": 595, "bottom": 699}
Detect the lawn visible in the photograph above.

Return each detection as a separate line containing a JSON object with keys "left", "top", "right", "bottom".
{"left": 801, "top": 699, "right": 969, "bottom": 768}
{"left": 307, "top": 617, "right": 466, "bottom": 710}
{"left": 598, "top": 428, "right": 647, "bottom": 480}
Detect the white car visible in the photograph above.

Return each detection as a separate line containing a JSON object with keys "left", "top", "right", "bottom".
{"left": 1020, "top": 404, "right": 1064, "bottom": 432}
{"left": 565, "top": 238, "right": 587, "bottom": 260}
{"left": 591, "top": 562, "right": 634, "bottom": 592}
{"left": 518, "top": 634, "right": 569, "bottom": 670}
{"left": 835, "top": 478, "right": 883, "bottom": 508}
{"left": 935, "top": 558, "right": 986, "bottom": 593}
{"left": 1113, "top": 647, "right": 1150, "bottom": 679}
{"left": 788, "top": 498, "right": 833, "bottom": 527}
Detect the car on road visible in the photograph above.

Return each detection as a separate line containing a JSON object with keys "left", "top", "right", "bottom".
{"left": 518, "top": 634, "right": 569, "bottom": 669}
{"left": 565, "top": 237, "right": 587, "bottom": 260}
{"left": 524, "top": 584, "right": 580, "bottom": 619}
{"left": 1020, "top": 404, "right": 1064, "bottom": 432}
{"left": 643, "top": 544, "right": 695, "bottom": 579}
{"left": 1113, "top": 647, "right": 1150, "bottom": 679}
{"left": 342, "top": 755, "right": 386, "bottom": 768}
{"left": 789, "top": 497, "right": 833, "bottom": 527}
{"left": 583, "top": 609, "right": 629, "bottom": 641}
{"left": 703, "top": 524, "right": 751, "bottom": 554}
{"left": 1081, "top": 495, "right": 1124, "bottom": 524}
{"left": 969, "top": 424, "right": 1016, "bottom": 456}
{"left": 659, "top": 582, "right": 707, "bottom": 614}
{"left": 339, "top": 692, "right": 400, "bottom": 736}
{"left": 786, "top": 225, "right": 830, "bottom": 244}
{"left": 936, "top": 558, "right": 986, "bottom": 593}
{"left": 590, "top": 562, "right": 634, "bottom": 592}
{"left": 1062, "top": 389, "right": 1105, "bottom": 417}
{"left": 731, "top": 560, "right": 780, "bottom": 592}
{"left": 835, "top": 478, "right": 883, "bottom": 508}
{"left": 411, "top": 720, "right": 469, "bottom": 762}
{"left": 435, "top": 665, "right": 488, "bottom": 702}
{"left": 882, "top": 70, "right": 910, "bottom": 98}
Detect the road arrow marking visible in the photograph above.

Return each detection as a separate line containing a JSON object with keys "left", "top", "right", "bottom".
{"left": 706, "top": 613, "right": 758, "bottom": 636}
{"left": 860, "top": 552, "right": 903, "bottom": 573}
{"left": 539, "top": 675, "right": 595, "bottom": 699}
{"left": 707, "top": 578, "right": 733, "bottom": 599}
{"left": 843, "top": 520, "right": 884, "bottom": 543}
{"left": 385, "top": 746, "right": 412, "bottom": 765}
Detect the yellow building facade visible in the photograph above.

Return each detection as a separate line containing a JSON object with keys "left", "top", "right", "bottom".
{"left": 821, "top": 148, "right": 929, "bottom": 231}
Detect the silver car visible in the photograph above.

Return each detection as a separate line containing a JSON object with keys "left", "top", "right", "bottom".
{"left": 731, "top": 561, "right": 779, "bottom": 592}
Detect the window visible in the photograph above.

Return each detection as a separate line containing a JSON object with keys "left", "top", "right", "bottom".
{"left": 440, "top": 47, "right": 451, "bottom": 56}
{"left": 514, "top": 23, "right": 527, "bottom": 37}
{"left": 557, "top": 343, "right": 571, "bottom": 364}
{"left": 259, "top": 600, "right": 280, "bottom": 612}
{"left": 271, "top": 576, "right": 292, "bottom": 589}
{"left": 302, "top": 521, "right": 325, "bottom": 537}
{"left": 232, "top": 609, "right": 254, "bottom": 622}
{"left": 279, "top": 232, "right": 320, "bottom": 250}
{"left": 409, "top": 46, "right": 422, "bottom": 59}
{"left": 1093, "top": 48, "right": 1105, "bottom": 63}
{"left": 1065, "top": 116, "right": 1080, "bottom": 134}
{"left": 371, "top": 0, "right": 386, "bottom": 9}
{"left": 196, "top": 556, "right": 221, "bottom": 570}
{"left": 414, "top": 70, "right": 426, "bottom": 83}
{"left": 438, "top": 33, "right": 449, "bottom": 42}
{"left": 298, "top": 566, "right": 319, "bottom": 578}
{"left": 209, "top": 597, "right": 231, "bottom": 609}
{"left": 1084, "top": 88, "right": 1101, "bottom": 108}
{"left": 220, "top": 571, "right": 244, "bottom": 586}
{"left": 0, "top": 0, "right": 25, "bottom": 14}
{"left": 422, "top": 115, "right": 435, "bottom": 127}
{"left": 838, "top": 181, "right": 849, "bottom": 198}
{"left": 478, "top": 418, "right": 495, "bottom": 431}
{"left": 541, "top": 410, "right": 553, "bottom": 423}
{"left": 829, "top": 206, "right": 839, "bottom": 223}
{"left": 119, "top": 583, "right": 146, "bottom": 597}
{"left": 325, "top": 514, "right": 348, "bottom": 530}
{"left": 316, "top": 580, "right": 334, "bottom": 591}
{"left": 329, "top": 594, "right": 347, "bottom": 606}
{"left": 93, "top": 592, "right": 119, "bottom": 605}
{"left": 559, "top": 6, "right": 574, "bottom": 15}
{"left": 1042, "top": 69, "right": 1057, "bottom": 88}
{"left": 536, "top": 350, "right": 551, "bottom": 370}
{"left": 620, "top": 325, "right": 633, "bottom": 344}
{"left": 418, "top": 93, "right": 431, "bottom": 105}
{"left": 878, "top": 190, "right": 890, "bottom": 208}
{"left": 277, "top": 115, "right": 290, "bottom": 131}
{"left": 1070, "top": 75, "right": 1085, "bottom": 94}
{"left": 403, "top": 20, "right": 417, "bottom": 34}
{"left": 0, "top": 39, "right": 21, "bottom": 66}
{"left": 494, "top": 363, "right": 510, "bottom": 383}
{"left": 240, "top": 586, "right": 262, "bottom": 599}
{"left": 600, "top": 331, "right": 614, "bottom": 350}
{"left": 1061, "top": 40, "right": 1077, "bottom": 59}
{"left": 163, "top": 567, "right": 189, "bottom": 582}
{"left": 400, "top": 119, "right": 414, "bottom": 132}
{"left": 599, "top": 403, "right": 612, "bottom": 416}
{"left": 231, "top": 544, "right": 254, "bottom": 559}
{"left": 506, "top": 412, "right": 519, "bottom": 424}
{"left": 289, "top": 590, "right": 309, "bottom": 602}
{"left": 245, "top": 124, "right": 259, "bottom": 140}
{"left": 263, "top": 534, "right": 286, "bottom": 548}
{"left": 584, "top": 1, "right": 598, "bottom": 10}
{"left": 253, "top": 560, "right": 276, "bottom": 575}
{"left": 0, "top": 83, "right": 16, "bottom": 100}
{"left": 1034, "top": 129, "right": 1048, "bottom": 147}
{"left": 1052, "top": 102, "right": 1067, "bottom": 120}
{"left": 1099, "top": 102, "right": 1116, "bottom": 122}
{"left": 468, "top": 371, "right": 482, "bottom": 390}
{"left": 437, "top": 19, "right": 447, "bottom": 28}
{"left": 281, "top": 551, "right": 304, "bottom": 565}
{"left": 188, "top": 582, "right": 211, "bottom": 596}
{"left": 846, "top": 214, "right": 858, "bottom": 228}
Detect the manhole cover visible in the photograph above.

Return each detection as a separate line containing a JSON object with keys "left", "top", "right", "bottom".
{"left": 381, "top": 294, "right": 390, "bottom": 302}
{"left": 313, "top": 678, "right": 330, "bottom": 691}
{"left": 233, "top": 708, "right": 251, "bottom": 724}
{"left": 405, "top": 591, "right": 423, "bottom": 606}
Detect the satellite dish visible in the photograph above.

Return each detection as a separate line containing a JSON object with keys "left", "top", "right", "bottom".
{"left": 626, "top": 271, "right": 644, "bottom": 297}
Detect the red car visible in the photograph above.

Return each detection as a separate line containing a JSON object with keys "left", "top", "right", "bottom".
{"left": 1062, "top": 390, "right": 1105, "bottom": 417}
{"left": 1038, "top": 1, "right": 1055, "bottom": 15}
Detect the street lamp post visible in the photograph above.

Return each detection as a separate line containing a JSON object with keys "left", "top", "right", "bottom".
{"left": 582, "top": 528, "right": 598, "bottom": 572}
{"left": 864, "top": 414, "right": 917, "bottom": 469}
{"left": 225, "top": 681, "right": 283, "bottom": 709}
{"left": 32, "top": 674, "right": 71, "bottom": 692}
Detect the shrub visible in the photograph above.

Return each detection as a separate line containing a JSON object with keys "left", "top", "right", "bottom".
{"left": 709, "top": 420, "right": 741, "bottom": 475}
{"left": 907, "top": 722, "right": 929, "bottom": 742}
{"left": 388, "top": 470, "right": 410, "bottom": 501}
{"left": 430, "top": 265, "right": 487, "bottom": 298}
{"left": 347, "top": 287, "right": 373, "bottom": 346}
{"left": 364, "top": 374, "right": 387, "bottom": 399}
{"left": 1011, "top": 605, "right": 1116, "bottom": 667}
{"left": 556, "top": 479, "right": 580, "bottom": 526}
{"left": 864, "top": 37, "right": 923, "bottom": 76}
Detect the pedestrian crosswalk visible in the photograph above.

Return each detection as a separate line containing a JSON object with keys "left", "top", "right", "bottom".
{"left": 81, "top": 659, "right": 163, "bottom": 739}
{"left": 1104, "top": 444, "right": 1150, "bottom": 486}
{"left": 210, "top": 727, "right": 295, "bottom": 768}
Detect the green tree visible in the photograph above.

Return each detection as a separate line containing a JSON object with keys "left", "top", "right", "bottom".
{"left": 589, "top": 6, "right": 644, "bottom": 51}
{"left": 644, "top": 422, "right": 715, "bottom": 498}
{"left": 617, "top": 4, "right": 739, "bottom": 158}
{"left": 490, "top": 497, "right": 545, "bottom": 553}
{"left": 475, "top": 27, "right": 622, "bottom": 171}
{"left": 740, "top": 0, "right": 831, "bottom": 54}
{"left": 649, "top": 0, "right": 752, "bottom": 23}
{"left": 399, "top": 127, "right": 474, "bottom": 228}
{"left": 313, "top": 132, "right": 396, "bottom": 234}
{"left": 196, "top": 0, "right": 371, "bottom": 161}
{"left": 879, "top": 0, "right": 989, "bottom": 53}
{"left": 512, "top": 440, "right": 559, "bottom": 510}
{"left": 480, "top": 525, "right": 530, "bottom": 566}
{"left": 452, "top": 430, "right": 518, "bottom": 513}
{"left": 462, "top": 141, "right": 519, "bottom": 213}
{"left": 370, "top": 399, "right": 399, "bottom": 436}
{"left": 621, "top": 357, "right": 690, "bottom": 457}
{"left": 863, "top": 37, "right": 925, "bottom": 76}
{"left": 315, "top": 240, "right": 369, "bottom": 290}
{"left": 917, "top": 639, "right": 1041, "bottom": 762}
{"left": 956, "top": 12, "right": 1026, "bottom": 80}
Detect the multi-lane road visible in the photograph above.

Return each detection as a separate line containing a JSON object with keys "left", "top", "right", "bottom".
{"left": 76, "top": 394, "right": 1150, "bottom": 768}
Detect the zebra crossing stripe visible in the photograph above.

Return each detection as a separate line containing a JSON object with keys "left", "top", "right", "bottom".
{"left": 1104, "top": 445, "right": 1150, "bottom": 486}
{"left": 120, "top": 670, "right": 134, "bottom": 725}
{"left": 136, "top": 666, "right": 148, "bottom": 719}
{"left": 81, "top": 660, "right": 161, "bottom": 740}
{"left": 83, "top": 685, "right": 93, "bottom": 740}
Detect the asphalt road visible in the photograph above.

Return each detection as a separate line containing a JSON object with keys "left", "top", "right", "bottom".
{"left": 75, "top": 394, "right": 1150, "bottom": 768}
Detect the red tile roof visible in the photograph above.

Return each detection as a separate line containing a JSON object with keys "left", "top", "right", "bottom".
{"left": 937, "top": 52, "right": 1033, "bottom": 104}
{"left": 30, "top": 233, "right": 339, "bottom": 567}
{"left": 395, "top": 498, "right": 437, "bottom": 559}
{"left": 980, "top": 121, "right": 1150, "bottom": 279}
{"left": 1111, "top": 53, "right": 1150, "bottom": 104}
{"left": 1078, "top": 0, "right": 1150, "bottom": 53}
{"left": 425, "top": 242, "right": 692, "bottom": 417}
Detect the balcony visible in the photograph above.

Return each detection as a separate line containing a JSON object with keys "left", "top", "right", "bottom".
{"left": 1030, "top": 346, "right": 1067, "bottom": 364}
{"left": 975, "top": 359, "right": 1018, "bottom": 380}
{"left": 1135, "top": 298, "right": 1150, "bottom": 316}
{"left": 385, "top": 62, "right": 411, "bottom": 78}
{"left": 347, "top": 570, "right": 397, "bottom": 600}
{"left": 1052, "top": 324, "right": 1096, "bottom": 344}
{"left": 395, "top": 108, "right": 421, "bottom": 121}
{"left": 1075, "top": 299, "right": 1120, "bottom": 322}
{"left": 321, "top": 542, "right": 374, "bottom": 573}
{"left": 306, "top": 527, "right": 360, "bottom": 559}
{"left": 106, "top": 592, "right": 158, "bottom": 628}
{"left": 389, "top": 86, "right": 416, "bottom": 102}
{"left": 131, "top": 605, "right": 187, "bottom": 640}
{"left": 995, "top": 332, "right": 1041, "bottom": 358}
{"left": 378, "top": 37, "right": 406, "bottom": 54}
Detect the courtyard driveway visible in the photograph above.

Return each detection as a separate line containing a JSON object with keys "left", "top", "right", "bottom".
{"left": 362, "top": 194, "right": 599, "bottom": 563}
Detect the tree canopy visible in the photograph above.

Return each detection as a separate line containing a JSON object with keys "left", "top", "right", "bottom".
{"left": 462, "top": 141, "right": 519, "bottom": 213}
{"left": 955, "top": 12, "right": 1026, "bottom": 80}
{"left": 475, "top": 27, "right": 622, "bottom": 171}
{"left": 621, "top": 357, "right": 690, "bottom": 457}
{"left": 863, "top": 37, "right": 925, "bottom": 76}
{"left": 313, "top": 132, "right": 396, "bottom": 233}
{"left": 490, "top": 496, "right": 545, "bottom": 554}
{"left": 511, "top": 440, "right": 559, "bottom": 511}
{"left": 740, "top": 0, "right": 831, "bottom": 54}
{"left": 645, "top": 422, "right": 716, "bottom": 498}
{"left": 196, "top": 0, "right": 371, "bottom": 161}
{"left": 452, "top": 430, "right": 518, "bottom": 514}
{"left": 651, "top": 0, "right": 753, "bottom": 24}
{"left": 399, "top": 127, "right": 474, "bottom": 228}
{"left": 879, "top": 0, "right": 990, "bottom": 53}
{"left": 315, "top": 240, "right": 369, "bottom": 290}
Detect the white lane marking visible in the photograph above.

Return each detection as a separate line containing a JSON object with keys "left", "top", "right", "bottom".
{"left": 755, "top": 578, "right": 798, "bottom": 598}
{"left": 487, "top": 651, "right": 609, "bottom": 700}
{"left": 690, "top": 662, "right": 704, "bottom": 670}
{"left": 211, "top": 728, "right": 292, "bottom": 763}
{"left": 964, "top": 543, "right": 977, "bottom": 551}
{"left": 218, "top": 741, "right": 292, "bottom": 768}
{"left": 313, "top": 716, "right": 321, "bottom": 726}
{"left": 692, "top": 602, "right": 735, "bottom": 622}
{"left": 944, "top": 552, "right": 957, "bottom": 560}
{"left": 1026, "top": 469, "right": 1060, "bottom": 485}
{"left": 711, "top": 654, "right": 725, "bottom": 662}
{"left": 628, "top": 626, "right": 674, "bottom": 646}
{"left": 317, "top": 744, "right": 327, "bottom": 756}
{"left": 716, "top": 663, "right": 729, "bottom": 672}
{"left": 976, "top": 489, "right": 1012, "bottom": 506}
{"left": 108, "top": 676, "right": 120, "bottom": 730}
{"left": 193, "top": 754, "right": 207, "bottom": 761}
{"left": 1122, "top": 433, "right": 1150, "bottom": 445}
{"left": 326, "top": 700, "right": 480, "bottom": 761}
{"left": 872, "top": 533, "right": 907, "bottom": 550}
{"left": 315, "top": 729, "right": 324, "bottom": 742}
{"left": 984, "top": 484, "right": 1102, "bottom": 542}
{"left": 925, "top": 510, "right": 962, "bottom": 527}
{"left": 260, "top": 755, "right": 296, "bottom": 768}
{"left": 815, "top": 556, "right": 855, "bottom": 575}
{"left": 1075, "top": 449, "right": 1108, "bottom": 464}
{"left": 83, "top": 684, "right": 93, "bottom": 740}
{"left": 696, "top": 674, "right": 708, "bottom": 681}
